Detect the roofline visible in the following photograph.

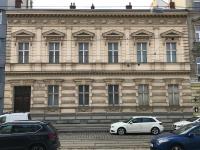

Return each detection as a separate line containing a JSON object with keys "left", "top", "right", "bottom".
{"left": 6, "top": 9, "right": 188, "bottom": 17}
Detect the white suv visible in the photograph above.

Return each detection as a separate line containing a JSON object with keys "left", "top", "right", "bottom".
{"left": 0, "top": 112, "right": 31, "bottom": 124}
{"left": 110, "top": 116, "right": 164, "bottom": 135}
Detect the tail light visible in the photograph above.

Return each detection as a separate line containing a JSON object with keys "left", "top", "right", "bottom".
{"left": 48, "top": 133, "right": 57, "bottom": 141}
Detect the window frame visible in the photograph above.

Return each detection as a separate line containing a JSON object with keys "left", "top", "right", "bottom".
{"left": 78, "top": 42, "right": 89, "bottom": 64}
{"left": 49, "top": 42, "right": 60, "bottom": 64}
{"left": 78, "top": 85, "right": 89, "bottom": 106}
{"left": 138, "top": 84, "right": 149, "bottom": 106}
{"left": 168, "top": 84, "right": 179, "bottom": 106}
{"left": 108, "top": 84, "right": 119, "bottom": 106}
{"left": 137, "top": 42, "right": 147, "bottom": 63}
{"left": 166, "top": 42, "right": 177, "bottom": 63}
{"left": 108, "top": 42, "right": 118, "bottom": 63}
{"left": 195, "top": 26, "right": 200, "bottom": 42}
{"left": 0, "top": 11, "right": 2, "bottom": 25}
{"left": 48, "top": 85, "right": 59, "bottom": 107}
{"left": 18, "top": 42, "right": 29, "bottom": 64}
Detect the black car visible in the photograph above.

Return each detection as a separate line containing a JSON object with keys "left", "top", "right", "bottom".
{"left": 0, "top": 120, "right": 60, "bottom": 150}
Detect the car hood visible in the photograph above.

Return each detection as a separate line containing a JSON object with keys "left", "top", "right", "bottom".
{"left": 151, "top": 132, "right": 176, "bottom": 142}
{"left": 111, "top": 122, "right": 127, "bottom": 127}
{"left": 173, "top": 120, "right": 191, "bottom": 126}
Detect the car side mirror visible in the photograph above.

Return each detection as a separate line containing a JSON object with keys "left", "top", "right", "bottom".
{"left": 129, "top": 121, "right": 133, "bottom": 124}
{"left": 188, "top": 133, "right": 195, "bottom": 138}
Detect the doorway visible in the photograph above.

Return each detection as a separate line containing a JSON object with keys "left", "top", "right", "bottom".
{"left": 14, "top": 86, "right": 31, "bottom": 112}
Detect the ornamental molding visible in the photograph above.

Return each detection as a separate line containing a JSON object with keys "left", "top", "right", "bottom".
{"left": 42, "top": 29, "right": 65, "bottom": 38}
{"left": 102, "top": 30, "right": 124, "bottom": 40}
{"left": 12, "top": 29, "right": 35, "bottom": 42}
{"left": 160, "top": 29, "right": 183, "bottom": 38}
{"left": 72, "top": 29, "right": 95, "bottom": 41}
{"left": 131, "top": 29, "right": 154, "bottom": 38}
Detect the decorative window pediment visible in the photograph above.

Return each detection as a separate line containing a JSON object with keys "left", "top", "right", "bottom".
{"left": 102, "top": 30, "right": 124, "bottom": 40}
{"left": 131, "top": 29, "right": 154, "bottom": 38}
{"left": 73, "top": 30, "right": 95, "bottom": 41}
{"left": 12, "top": 29, "right": 35, "bottom": 41}
{"left": 160, "top": 29, "right": 183, "bottom": 38}
{"left": 42, "top": 29, "right": 65, "bottom": 41}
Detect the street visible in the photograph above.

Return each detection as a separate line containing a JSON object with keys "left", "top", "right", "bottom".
{"left": 59, "top": 131, "right": 152, "bottom": 150}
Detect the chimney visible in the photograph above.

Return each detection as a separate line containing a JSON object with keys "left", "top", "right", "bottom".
{"left": 70, "top": 3, "right": 76, "bottom": 9}
{"left": 126, "top": 2, "right": 132, "bottom": 9}
{"left": 91, "top": 4, "right": 95, "bottom": 9}
{"left": 169, "top": 0, "right": 175, "bottom": 9}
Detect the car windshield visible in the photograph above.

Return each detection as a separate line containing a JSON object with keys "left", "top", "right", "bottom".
{"left": 172, "top": 123, "right": 196, "bottom": 135}
{"left": 186, "top": 117, "right": 199, "bottom": 122}
{"left": 123, "top": 118, "right": 133, "bottom": 123}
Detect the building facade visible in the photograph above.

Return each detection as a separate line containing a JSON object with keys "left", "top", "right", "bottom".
{"left": 187, "top": 0, "right": 200, "bottom": 114}
{"left": 4, "top": 9, "right": 192, "bottom": 121}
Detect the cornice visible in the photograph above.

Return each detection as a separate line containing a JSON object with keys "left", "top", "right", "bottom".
{"left": 6, "top": 9, "right": 188, "bottom": 18}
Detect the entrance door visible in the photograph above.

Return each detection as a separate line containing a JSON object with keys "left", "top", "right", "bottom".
{"left": 14, "top": 86, "right": 31, "bottom": 112}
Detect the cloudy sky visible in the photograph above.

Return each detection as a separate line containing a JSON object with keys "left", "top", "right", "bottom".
{"left": 33, "top": 0, "right": 155, "bottom": 9}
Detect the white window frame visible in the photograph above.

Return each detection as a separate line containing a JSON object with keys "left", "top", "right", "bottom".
{"left": 195, "top": 26, "right": 200, "bottom": 42}
{"left": 108, "top": 84, "right": 119, "bottom": 105}
{"left": 79, "top": 42, "right": 89, "bottom": 64}
{"left": 49, "top": 42, "right": 60, "bottom": 64}
{"left": 78, "top": 85, "right": 89, "bottom": 106}
{"left": 166, "top": 42, "right": 177, "bottom": 63}
{"left": 138, "top": 84, "right": 149, "bottom": 106}
{"left": 168, "top": 84, "right": 179, "bottom": 106}
{"left": 137, "top": 42, "right": 147, "bottom": 63}
{"left": 18, "top": 42, "right": 29, "bottom": 64}
{"left": 48, "top": 85, "right": 59, "bottom": 106}
{"left": 108, "top": 42, "right": 118, "bottom": 63}
{"left": 0, "top": 11, "right": 2, "bottom": 25}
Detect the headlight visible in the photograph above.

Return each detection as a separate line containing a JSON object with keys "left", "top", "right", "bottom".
{"left": 157, "top": 138, "right": 169, "bottom": 144}
{"left": 111, "top": 126, "right": 115, "bottom": 128}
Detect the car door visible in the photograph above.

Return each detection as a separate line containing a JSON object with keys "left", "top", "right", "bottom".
{"left": 0, "top": 124, "right": 13, "bottom": 150}
{"left": 126, "top": 118, "right": 143, "bottom": 133}
{"left": 142, "top": 118, "right": 157, "bottom": 133}
{"left": 186, "top": 126, "right": 200, "bottom": 150}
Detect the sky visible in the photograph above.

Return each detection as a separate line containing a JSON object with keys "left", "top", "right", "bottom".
{"left": 33, "top": 0, "right": 156, "bottom": 9}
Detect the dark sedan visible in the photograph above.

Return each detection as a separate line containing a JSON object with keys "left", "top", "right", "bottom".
{"left": 150, "top": 123, "right": 200, "bottom": 150}
{"left": 0, "top": 120, "right": 60, "bottom": 150}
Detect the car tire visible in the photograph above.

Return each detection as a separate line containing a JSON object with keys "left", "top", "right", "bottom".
{"left": 30, "top": 144, "right": 46, "bottom": 150}
{"left": 170, "top": 144, "right": 184, "bottom": 150}
{"left": 151, "top": 127, "right": 160, "bottom": 135}
{"left": 117, "top": 127, "right": 126, "bottom": 135}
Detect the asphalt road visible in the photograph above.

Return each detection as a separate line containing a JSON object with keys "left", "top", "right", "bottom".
{"left": 59, "top": 131, "right": 153, "bottom": 150}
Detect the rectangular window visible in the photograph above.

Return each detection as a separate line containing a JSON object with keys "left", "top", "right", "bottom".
{"left": 108, "top": 43, "right": 118, "bottom": 63}
{"left": 0, "top": 11, "right": 2, "bottom": 24}
{"left": 79, "top": 43, "right": 89, "bottom": 64}
{"left": 168, "top": 84, "right": 179, "bottom": 106}
{"left": 166, "top": 42, "right": 176, "bottom": 63}
{"left": 48, "top": 85, "right": 59, "bottom": 106}
{"left": 49, "top": 42, "right": 59, "bottom": 64}
{"left": 137, "top": 42, "right": 147, "bottom": 63}
{"left": 193, "top": 1, "right": 200, "bottom": 10}
{"left": 18, "top": 42, "right": 29, "bottom": 64}
{"left": 195, "top": 26, "right": 200, "bottom": 42}
{"left": 197, "top": 57, "right": 200, "bottom": 75}
{"left": 138, "top": 84, "right": 149, "bottom": 106}
{"left": 79, "top": 85, "right": 89, "bottom": 106}
{"left": 108, "top": 85, "right": 119, "bottom": 105}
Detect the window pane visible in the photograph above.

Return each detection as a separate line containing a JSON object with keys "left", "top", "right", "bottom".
{"left": 108, "top": 94, "right": 113, "bottom": 105}
{"left": 55, "top": 43, "right": 59, "bottom": 50}
{"left": 114, "top": 94, "right": 119, "bottom": 104}
{"left": 85, "top": 51, "right": 88, "bottom": 63}
{"left": 137, "top": 43, "right": 141, "bottom": 50}
{"left": 114, "top": 51, "right": 118, "bottom": 63}
{"left": 48, "top": 85, "right": 53, "bottom": 93}
{"left": 137, "top": 51, "right": 141, "bottom": 63}
{"left": 108, "top": 85, "right": 112, "bottom": 93}
{"left": 167, "top": 51, "right": 171, "bottom": 62}
{"left": 172, "top": 51, "right": 176, "bottom": 62}
{"left": 114, "top": 43, "right": 118, "bottom": 50}
{"left": 24, "top": 51, "right": 29, "bottom": 63}
{"left": 49, "top": 52, "right": 54, "bottom": 63}
{"left": 79, "top": 94, "right": 83, "bottom": 105}
{"left": 54, "top": 94, "right": 59, "bottom": 105}
{"left": 79, "top": 85, "right": 83, "bottom": 93}
{"left": 55, "top": 51, "right": 59, "bottom": 63}
{"left": 25, "top": 43, "right": 29, "bottom": 50}
{"left": 18, "top": 52, "right": 23, "bottom": 63}
{"left": 0, "top": 125, "right": 12, "bottom": 134}
{"left": 54, "top": 86, "right": 59, "bottom": 93}
{"left": 84, "top": 43, "right": 89, "bottom": 50}
{"left": 142, "top": 43, "right": 147, "bottom": 50}
{"left": 48, "top": 94, "right": 53, "bottom": 106}
{"left": 49, "top": 43, "right": 54, "bottom": 50}
{"left": 172, "top": 43, "right": 176, "bottom": 50}
{"left": 85, "top": 94, "right": 89, "bottom": 105}
{"left": 79, "top": 43, "right": 83, "bottom": 50}
{"left": 143, "top": 51, "right": 147, "bottom": 63}
{"left": 108, "top": 43, "right": 112, "bottom": 50}
{"left": 108, "top": 51, "right": 112, "bottom": 63}
{"left": 166, "top": 43, "right": 170, "bottom": 50}
{"left": 85, "top": 85, "right": 89, "bottom": 92}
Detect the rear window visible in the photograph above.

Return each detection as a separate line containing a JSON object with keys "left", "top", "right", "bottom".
{"left": 142, "top": 118, "right": 156, "bottom": 122}
{"left": 46, "top": 123, "right": 57, "bottom": 133}
{"left": 0, "top": 125, "right": 12, "bottom": 134}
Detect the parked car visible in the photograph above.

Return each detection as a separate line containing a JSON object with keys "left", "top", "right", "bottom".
{"left": 172, "top": 116, "right": 200, "bottom": 130}
{"left": 0, "top": 112, "right": 31, "bottom": 124}
{"left": 0, "top": 120, "right": 60, "bottom": 150}
{"left": 150, "top": 123, "right": 200, "bottom": 150}
{"left": 110, "top": 116, "right": 164, "bottom": 135}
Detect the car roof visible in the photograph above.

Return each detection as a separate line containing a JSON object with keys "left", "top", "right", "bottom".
{"left": 131, "top": 116, "right": 156, "bottom": 118}
{"left": 1, "top": 120, "right": 47, "bottom": 125}
{"left": 0, "top": 112, "right": 30, "bottom": 117}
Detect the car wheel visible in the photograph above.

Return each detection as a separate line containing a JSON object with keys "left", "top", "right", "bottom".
{"left": 30, "top": 145, "right": 46, "bottom": 150}
{"left": 151, "top": 127, "right": 160, "bottom": 135}
{"left": 117, "top": 127, "right": 126, "bottom": 135}
{"left": 170, "top": 145, "right": 183, "bottom": 150}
